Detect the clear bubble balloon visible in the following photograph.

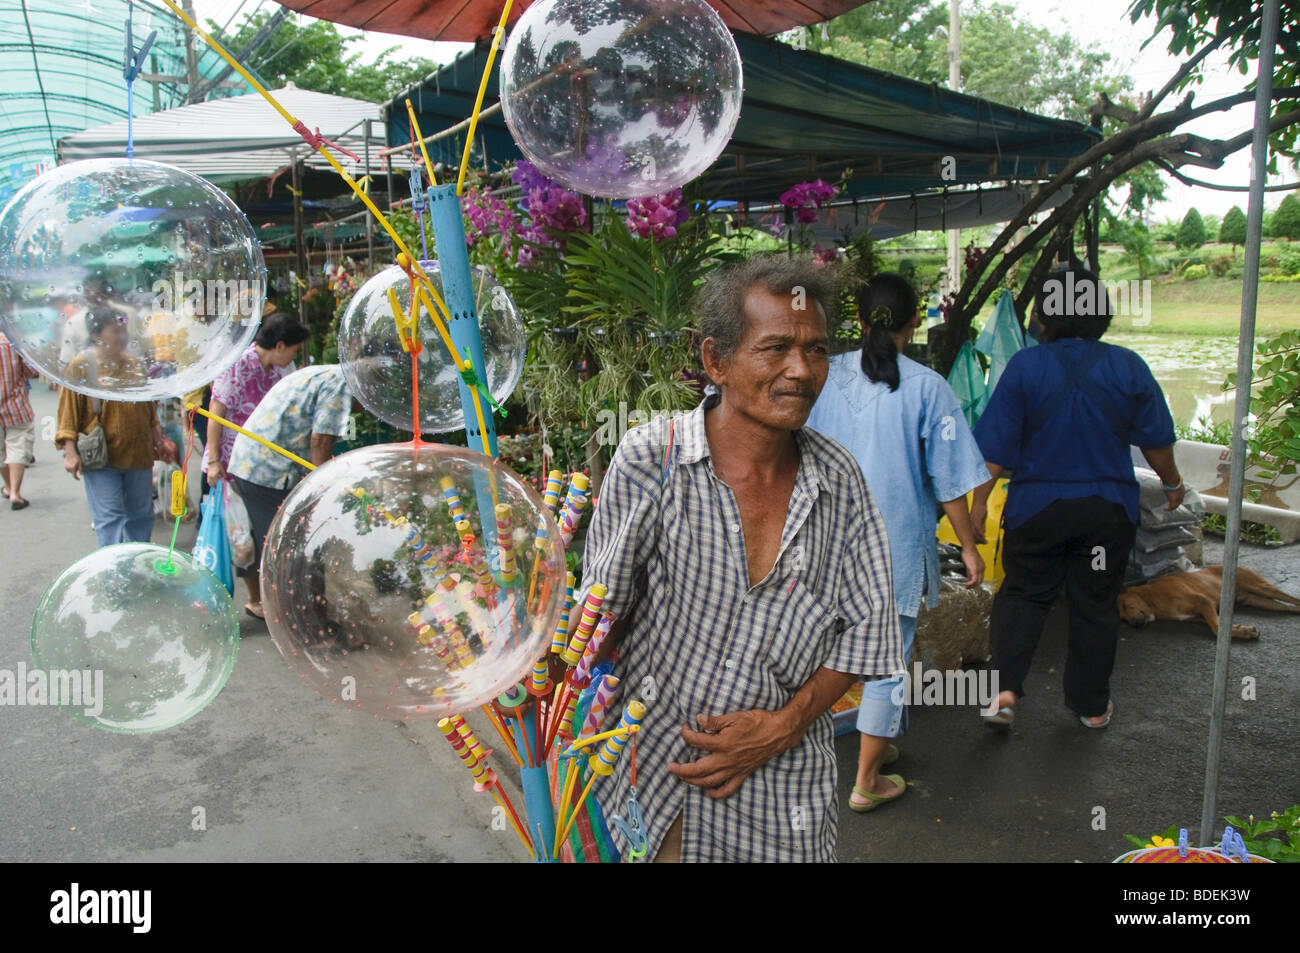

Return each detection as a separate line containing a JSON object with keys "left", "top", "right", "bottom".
{"left": 500, "top": 0, "right": 744, "bottom": 199}
{"left": 0, "top": 158, "right": 266, "bottom": 401}
{"left": 262, "top": 442, "right": 566, "bottom": 719}
{"left": 30, "top": 544, "right": 240, "bottom": 733}
{"left": 337, "top": 261, "right": 524, "bottom": 434}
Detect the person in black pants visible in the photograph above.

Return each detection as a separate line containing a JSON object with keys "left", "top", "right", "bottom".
{"left": 971, "top": 264, "right": 1185, "bottom": 729}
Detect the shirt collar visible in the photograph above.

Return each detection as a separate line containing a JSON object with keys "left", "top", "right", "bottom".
{"left": 675, "top": 395, "right": 826, "bottom": 494}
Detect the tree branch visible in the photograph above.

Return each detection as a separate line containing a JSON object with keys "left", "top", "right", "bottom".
{"left": 1138, "top": 31, "right": 1230, "bottom": 121}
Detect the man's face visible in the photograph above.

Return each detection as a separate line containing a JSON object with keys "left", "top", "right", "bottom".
{"left": 707, "top": 286, "right": 829, "bottom": 432}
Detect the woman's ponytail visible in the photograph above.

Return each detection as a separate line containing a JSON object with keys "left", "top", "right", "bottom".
{"left": 857, "top": 273, "right": 918, "bottom": 393}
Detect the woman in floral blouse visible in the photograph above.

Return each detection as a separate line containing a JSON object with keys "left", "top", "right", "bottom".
{"left": 203, "top": 313, "right": 309, "bottom": 487}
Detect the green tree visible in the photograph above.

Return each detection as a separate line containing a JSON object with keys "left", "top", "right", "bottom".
{"left": 1176, "top": 208, "right": 1207, "bottom": 249}
{"left": 210, "top": 11, "right": 437, "bottom": 103}
{"left": 798, "top": 0, "right": 1127, "bottom": 121}
{"left": 1219, "top": 205, "right": 1247, "bottom": 248}
{"left": 1273, "top": 193, "right": 1300, "bottom": 240}
{"left": 934, "top": 1, "right": 1300, "bottom": 375}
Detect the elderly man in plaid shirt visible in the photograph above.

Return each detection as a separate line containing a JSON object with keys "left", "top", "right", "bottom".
{"left": 576, "top": 255, "right": 904, "bottom": 862}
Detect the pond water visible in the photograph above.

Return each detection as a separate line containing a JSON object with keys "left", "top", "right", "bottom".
{"left": 1106, "top": 331, "right": 1241, "bottom": 429}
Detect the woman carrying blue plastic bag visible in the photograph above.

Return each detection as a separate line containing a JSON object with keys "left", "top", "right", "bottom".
{"left": 192, "top": 484, "right": 234, "bottom": 595}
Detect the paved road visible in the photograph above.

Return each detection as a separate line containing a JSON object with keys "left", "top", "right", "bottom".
{"left": 3, "top": 381, "right": 1296, "bottom": 862}
{"left": 837, "top": 536, "right": 1300, "bottom": 862}
{"left": 1, "top": 385, "right": 516, "bottom": 862}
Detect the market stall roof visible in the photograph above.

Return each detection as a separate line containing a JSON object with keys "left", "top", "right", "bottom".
{"left": 389, "top": 32, "right": 1101, "bottom": 206}
{"left": 0, "top": 0, "right": 241, "bottom": 200}
{"left": 271, "top": 0, "right": 876, "bottom": 42}
{"left": 59, "top": 86, "right": 384, "bottom": 183}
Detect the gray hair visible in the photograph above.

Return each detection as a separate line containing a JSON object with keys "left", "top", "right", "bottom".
{"left": 694, "top": 254, "right": 838, "bottom": 361}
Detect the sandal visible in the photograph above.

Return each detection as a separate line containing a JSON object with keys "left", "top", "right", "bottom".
{"left": 244, "top": 603, "right": 265, "bottom": 620}
{"left": 982, "top": 705, "right": 1015, "bottom": 729}
{"left": 1079, "top": 700, "right": 1114, "bottom": 729}
{"left": 849, "top": 774, "right": 906, "bottom": 813}
{"left": 10, "top": 499, "right": 29, "bottom": 510}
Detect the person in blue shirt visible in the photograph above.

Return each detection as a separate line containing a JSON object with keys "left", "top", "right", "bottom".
{"left": 972, "top": 264, "right": 1185, "bottom": 730}
{"left": 807, "top": 273, "right": 990, "bottom": 811}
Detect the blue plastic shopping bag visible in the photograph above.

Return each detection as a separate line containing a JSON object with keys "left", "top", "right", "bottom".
{"left": 192, "top": 484, "right": 234, "bottom": 595}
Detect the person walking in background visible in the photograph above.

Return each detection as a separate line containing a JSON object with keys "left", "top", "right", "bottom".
{"left": 226, "top": 364, "right": 353, "bottom": 621}
{"left": 55, "top": 310, "right": 176, "bottom": 546}
{"left": 203, "top": 312, "right": 309, "bottom": 489}
{"left": 0, "top": 330, "right": 40, "bottom": 509}
{"left": 972, "top": 264, "right": 1183, "bottom": 730}
{"left": 807, "top": 273, "right": 990, "bottom": 812}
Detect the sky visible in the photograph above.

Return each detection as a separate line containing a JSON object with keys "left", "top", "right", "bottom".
{"left": 191, "top": 0, "right": 1286, "bottom": 223}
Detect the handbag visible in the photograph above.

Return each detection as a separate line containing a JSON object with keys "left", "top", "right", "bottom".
{"left": 76, "top": 398, "right": 108, "bottom": 471}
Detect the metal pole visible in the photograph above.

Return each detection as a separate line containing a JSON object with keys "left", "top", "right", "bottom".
{"left": 945, "top": 0, "right": 961, "bottom": 295}
{"left": 291, "top": 155, "right": 308, "bottom": 330}
{"left": 364, "top": 119, "right": 375, "bottom": 272}
{"left": 1199, "top": 0, "right": 1278, "bottom": 846}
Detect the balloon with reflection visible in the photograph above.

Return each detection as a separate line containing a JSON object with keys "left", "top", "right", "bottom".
{"left": 0, "top": 158, "right": 266, "bottom": 401}
{"left": 337, "top": 261, "right": 525, "bottom": 433}
{"left": 30, "top": 544, "right": 240, "bottom": 733}
{"left": 499, "top": 0, "right": 744, "bottom": 199}
{"left": 261, "top": 443, "right": 566, "bottom": 718}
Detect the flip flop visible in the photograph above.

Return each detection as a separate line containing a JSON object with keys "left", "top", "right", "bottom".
{"left": 10, "top": 499, "right": 29, "bottom": 511}
{"left": 849, "top": 774, "right": 906, "bottom": 813}
{"left": 1079, "top": 700, "right": 1114, "bottom": 729}
{"left": 244, "top": 604, "right": 265, "bottom": 620}
{"left": 982, "top": 705, "right": 1014, "bottom": 729}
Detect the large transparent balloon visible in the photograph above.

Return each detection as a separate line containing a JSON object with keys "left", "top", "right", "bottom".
{"left": 500, "top": 0, "right": 744, "bottom": 199}
{"left": 30, "top": 544, "right": 240, "bottom": 733}
{"left": 262, "top": 443, "right": 566, "bottom": 718}
{"left": 0, "top": 158, "right": 266, "bottom": 401}
{"left": 337, "top": 261, "right": 524, "bottom": 433}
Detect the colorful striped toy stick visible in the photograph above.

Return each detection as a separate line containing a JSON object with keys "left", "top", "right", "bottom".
{"left": 580, "top": 674, "right": 620, "bottom": 738}
{"left": 549, "top": 572, "right": 576, "bottom": 655}
{"left": 561, "top": 585, "right": 607, "bottom": 666}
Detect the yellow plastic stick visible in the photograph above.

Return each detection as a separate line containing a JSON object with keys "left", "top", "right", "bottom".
{"left": 565, "top": 723, "right": 639, "bottom": 753}
{"left": 554, "top": 772, "right": 599, "bottom": 858}
{"left": 458, "top": 0, "right": 515, "bottom": 195}
{"left": 552, "top": 759, "right": 581, "bottom": 858}
{"left": 488, "top": 785, "right": 534, "bottom": 856}
{"left": 386, "top": 287, "right": 413, "bottom": 354}
{"left": 159, "top": 0, "right": 496, "bottom": 462}
{"left": 186, "top": 403, "right": 315, "bottom": 472}
{"left": 156, "top": 0, "right": 465, "bottom": 385}
{"left": 405, "top": 98, "right": 439, "bottom": 187}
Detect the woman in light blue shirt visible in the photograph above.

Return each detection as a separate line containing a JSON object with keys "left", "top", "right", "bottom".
{"left": 807, "top": 273, "right": 991, "bottom": 812}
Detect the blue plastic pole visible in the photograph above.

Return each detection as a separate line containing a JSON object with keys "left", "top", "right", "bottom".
{"left": 426, "top": 183, "right": 498, "bottom": 458}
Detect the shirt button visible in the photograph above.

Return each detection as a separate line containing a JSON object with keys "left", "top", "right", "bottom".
{"left": 724, "top": 658, "right": 735, "bottom": 669}
{"left": 729, "top": 523, "right": 741, "bottom": 533}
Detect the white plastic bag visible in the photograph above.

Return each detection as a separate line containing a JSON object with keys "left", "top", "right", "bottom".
{"left": 223, "top": 480, "right": 255, "bottom": 570}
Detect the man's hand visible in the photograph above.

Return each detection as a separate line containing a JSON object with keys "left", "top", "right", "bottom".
{"left": 668, "top": 709, "right": 797, "bottom": 799}
{"left": 970, "top": 499, "right": 988, "bottom": 545}
{"left": 207, "top": 460, "right": 225, "bottom": 487}
{"left": 961, "top": 544, "right": 984, "bottom": 589}
{"left": 63, "top": 447, "right": 82, "bottom": 481}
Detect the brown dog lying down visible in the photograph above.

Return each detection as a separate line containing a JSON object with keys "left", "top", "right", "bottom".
{"left": 1119, "top": 566, "right": 1300, "bottom": 640}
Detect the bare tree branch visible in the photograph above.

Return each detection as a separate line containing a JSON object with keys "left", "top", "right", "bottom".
{"left": 1138, "top": 31, "right": 1230, "bottom": 121}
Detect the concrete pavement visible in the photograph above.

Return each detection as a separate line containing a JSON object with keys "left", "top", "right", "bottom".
{"left": 1, "top": 384, "right": 516, "bottom": 862}
{"left": 3, "top": 383, "right": 1296, "bottom": 862}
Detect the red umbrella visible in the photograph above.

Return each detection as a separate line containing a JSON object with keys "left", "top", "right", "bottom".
{"left": 270, "top": 0, "right": 877, "bottom": 42}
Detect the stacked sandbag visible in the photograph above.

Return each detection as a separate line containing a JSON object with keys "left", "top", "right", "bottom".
{"left": 1128, "top": 467, "right": 1205, "bottom": 582}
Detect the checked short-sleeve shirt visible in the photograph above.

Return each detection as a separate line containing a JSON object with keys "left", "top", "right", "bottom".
{"left": 581, "top": 398, "right": 903, "bottom": 863}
